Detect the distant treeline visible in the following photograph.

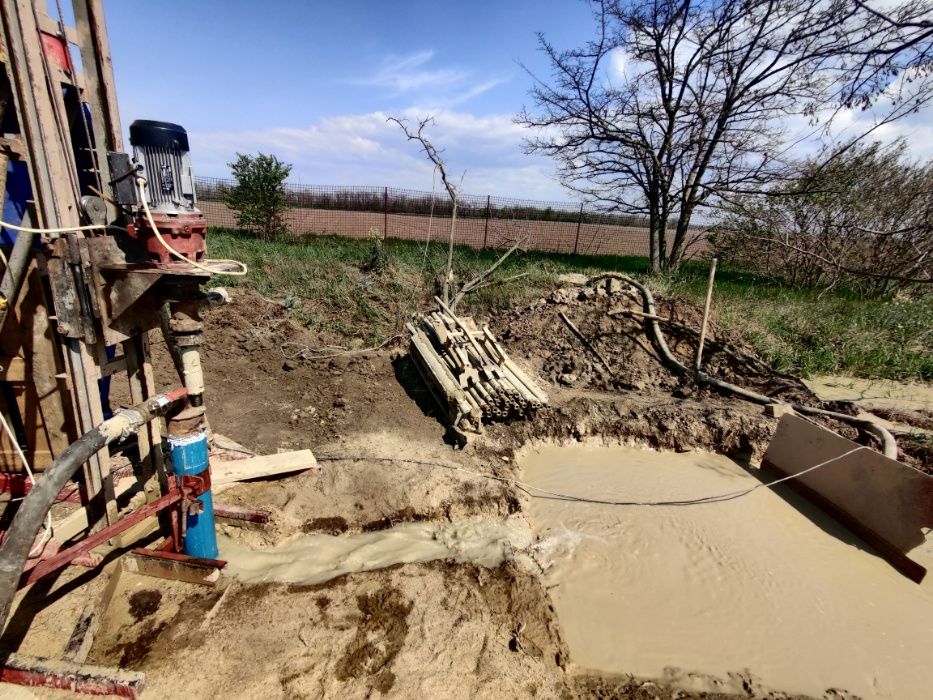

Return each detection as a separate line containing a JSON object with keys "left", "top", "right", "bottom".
{"left": 194, "top": 177, "right": 651, "bottom": 227}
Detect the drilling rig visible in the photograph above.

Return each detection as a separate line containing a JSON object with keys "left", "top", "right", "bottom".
{"left": 0, "top": 2, "right": 248, "bottom": 693}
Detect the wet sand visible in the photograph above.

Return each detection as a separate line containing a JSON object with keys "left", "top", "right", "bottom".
{"left": 521, "top": 442, "right": 933, "bottom": 699}
{"left": 803, "top": 375, "right": 933, "bottom": 412}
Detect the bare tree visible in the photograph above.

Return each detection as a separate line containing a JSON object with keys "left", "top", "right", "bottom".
{"left": 389, "top": 116, "right": 462, "bottom": 304}
{"left": 712, "top": 140, "right": 933, "bottom": 296}
{"left": 389, "top": 116, "right": 526, "bottom": 310}
{"left": 519, "top": 0, "right": 933, "bottom": 273}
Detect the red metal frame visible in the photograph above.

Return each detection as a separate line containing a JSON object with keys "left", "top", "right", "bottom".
{"left": 129, "top": 212, "right": 207, "bottom": 267}
{"left": 0, "top": 656, "right": 143, "bottom": 699}
{"left": 0, "top": 473, "right": 32, "bottom": 499}
{"left": 16, "top": 472, "right": 211, "bottom": 589}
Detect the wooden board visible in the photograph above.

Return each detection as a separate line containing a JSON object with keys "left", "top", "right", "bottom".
{"left": 62, "top": 563, "right": 123, "bottom": 664}
{"left": 762, "top": 414, "right": 933, "bottom": 582}
{"left": 123, "top": 550, "right": 222, "bottom": 587}
{"left": 0, "top": 260, "right": 75, "bottom": 471}
{"left": 211, "top": 449, "right": 318, "bottom": 492}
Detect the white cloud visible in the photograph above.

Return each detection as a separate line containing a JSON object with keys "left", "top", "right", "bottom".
{"left": 189, "top": 108, "right": 569, "bottom": 200}
{"left": 781, "top": 98, "right": 933, "bottom": 162}
{"left": 358, "top": 51, "right": 467, "bottom": 93}
{"left": 353, "top": 50, "right": 509, "bottom": 108}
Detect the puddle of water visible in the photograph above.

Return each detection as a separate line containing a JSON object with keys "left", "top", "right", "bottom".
{"left": 521, "top": 442, "right": 933, "bottom": 700}
{"left": 219, "top": 518, "right": 534, "bottom": 586}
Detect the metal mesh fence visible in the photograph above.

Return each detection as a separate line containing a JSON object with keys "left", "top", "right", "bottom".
{"left": 195, "top": 176, "right": 706, "bottom": 257}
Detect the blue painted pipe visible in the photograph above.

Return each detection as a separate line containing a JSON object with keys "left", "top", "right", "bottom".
{"left": 166, "top": 431, "right": 218, "bottom": 559}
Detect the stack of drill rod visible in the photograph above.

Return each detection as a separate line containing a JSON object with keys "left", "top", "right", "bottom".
{"left": 405, "top": 297, "right": 548, "bottom": 433}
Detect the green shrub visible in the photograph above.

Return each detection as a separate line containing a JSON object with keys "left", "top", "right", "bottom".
{"left": 223, "top": 153, "right": 292, "bottom": 240}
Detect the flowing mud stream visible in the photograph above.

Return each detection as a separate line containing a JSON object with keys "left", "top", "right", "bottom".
{"left": 219, "top": 518, "right": 535, "bottom": 586}
{"left": 521, "top": 442, "right": 933, "bottom": 700}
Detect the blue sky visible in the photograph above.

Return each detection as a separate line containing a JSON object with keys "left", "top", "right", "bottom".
{"left": 103, "top": 0, "right": 596, "bottom": 200}
{"left": 103, "top": 1, "right": 933, "bottom": 202}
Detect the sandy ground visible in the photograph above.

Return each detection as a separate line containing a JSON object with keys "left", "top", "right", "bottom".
{"left": 2, "top": 281, "right": 930, "bottom": 699}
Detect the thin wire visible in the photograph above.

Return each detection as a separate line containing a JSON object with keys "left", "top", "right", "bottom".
{"left": 316, "top": 446, "right": 927, "bottom": 508}
{"left": 0, "top": 410, "right": 53, "bottom": 556}
{"left": 280, "top": 334, "right": 402, "bottom": 360}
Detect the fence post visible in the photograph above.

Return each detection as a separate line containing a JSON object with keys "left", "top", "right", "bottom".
{"left": 573, "top": 203, "right": 584, "bottom": 255}
{"left": 383, "top": 187, "right": 389, "bottom": 241}
{"left": 482, "top": 195, "right": 491, "bottom": 249}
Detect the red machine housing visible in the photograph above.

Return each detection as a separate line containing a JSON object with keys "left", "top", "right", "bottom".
{"left": 132, "top": 211, "right": 207, "bottom": 268}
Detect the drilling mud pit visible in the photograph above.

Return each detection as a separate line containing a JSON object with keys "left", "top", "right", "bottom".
{"left": 521, "top": 442, "right": 933, "bottom": 699}
{"left": 12, "top": 287, "right": 932, "bottom": 699}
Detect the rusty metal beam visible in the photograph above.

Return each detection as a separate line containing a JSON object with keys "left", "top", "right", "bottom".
{"left": 0, "top": 653, "right": 145, "bottom": 698}
{"left": 18, "top": 491, "right": 181, "bottom": 588}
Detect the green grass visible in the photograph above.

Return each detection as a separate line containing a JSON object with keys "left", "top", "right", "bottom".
{"left": 208, "top": 228, "right": 932, "bottom": 382}
{"left": 659, "top": 266, "right": 933, "bottom": 382}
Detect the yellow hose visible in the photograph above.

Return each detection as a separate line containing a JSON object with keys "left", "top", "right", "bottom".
{"left": 137, "top": 178, "right": 248, "bottom": 277}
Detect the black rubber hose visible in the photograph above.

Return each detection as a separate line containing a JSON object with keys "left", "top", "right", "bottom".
{"left": 589, "top": 273, "right": 898, "bottom": 459}
{"left": 0, "top": 392, "right": 183, "bottom": 631}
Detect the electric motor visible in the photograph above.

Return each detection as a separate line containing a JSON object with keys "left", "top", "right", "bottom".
{"left": 129, "top": 120, "right": 198, "bottom": 214}
{"left": 129, "top": 119, "right": 207, "bottom": 267}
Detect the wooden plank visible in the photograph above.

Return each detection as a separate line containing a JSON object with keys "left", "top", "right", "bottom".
{"left": 1, "top": 0, "right": 82, "bottom": 226}
{"left": 72, "top": 0, "right": 123, "bottom": 152}
{"left": 0, "top": 260, "right": 75, "bottom": 472}
{"left": 52, "top": 476, "right": 139, "bottom": 544}
{"left": 211, "top": 449, "right": 318, "bottom": 491}
{"left": 0, "top": 355, "right": 25, "bottom": 381}
{"left": 123, "top": 550, "right": 223, "bottom": 587}
{"left": 66, "top": 337, "right": 117, "bottom": 530}
{"left": 62, "top": 563, "right": 122, "bottom": 664}
{"left": 762, "top": 414, "right": 933, "bottom": 583}
{"left": 122, "top": 333, "right": 162, "bottom": 503}
{"left": 0, "top": 653, "right": 144, "bottom": 698}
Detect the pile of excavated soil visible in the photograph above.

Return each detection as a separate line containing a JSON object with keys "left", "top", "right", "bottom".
{"left": 489, "top": 281, "right": 930, "bottom": 467}
{"left": 493, "top": 281, "right": 818, "bottom": 404}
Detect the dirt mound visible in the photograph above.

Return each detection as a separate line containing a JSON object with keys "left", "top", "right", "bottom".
{"left": 492, "top": 281, "right": 816, "bottom": 406}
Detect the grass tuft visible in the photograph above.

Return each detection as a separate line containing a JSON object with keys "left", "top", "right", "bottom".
{"left": 208, "top": 228, "right": 932, "bottom": 382}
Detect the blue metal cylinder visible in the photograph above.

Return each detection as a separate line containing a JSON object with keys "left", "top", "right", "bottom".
{"left": 166, "top": 431, "right": 218, "bottom": 559}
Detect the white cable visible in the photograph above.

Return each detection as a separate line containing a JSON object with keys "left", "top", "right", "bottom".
{"left": 318, "top": 445, "right": 926, "bottom": 508}
{"left": 137, "top": 177, "right": 248, "bottom": 277}
{"left": 0, "top": 409, "right": 53, "bottom": 556}
{"left": 0, "top": 220, "right": 108, "bottom": 234}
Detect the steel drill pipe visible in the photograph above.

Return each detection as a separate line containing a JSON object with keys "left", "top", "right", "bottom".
{"left": 0, "top": 388, "right": 188, "bottom": 631}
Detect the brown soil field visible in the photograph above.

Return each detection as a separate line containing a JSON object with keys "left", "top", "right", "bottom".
{"left": 3, "top": 279, "right": 928, "bottom": 699}
{"left": 199, "top": 200, "right": 708, "bottom": 257}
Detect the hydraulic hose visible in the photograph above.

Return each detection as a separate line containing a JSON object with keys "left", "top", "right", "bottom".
{"left": 590, "top": 273, "right": 898, "bottom": 460}
{"left": 0, "top": 388, "right": 187, "bottom": 631}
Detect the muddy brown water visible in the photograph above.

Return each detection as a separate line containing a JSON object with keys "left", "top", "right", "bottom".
{"left": 216, "top": 441, "right": 933, "bottom": 698}
{"left": 521, "top": 442, "right": 933, "bottom": 700}
{"left": 219, "top": 519, "right": 535, "bottom": 586}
